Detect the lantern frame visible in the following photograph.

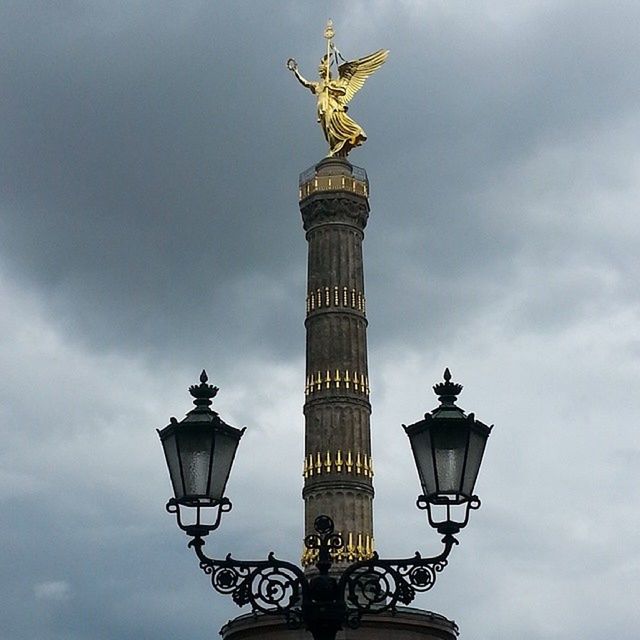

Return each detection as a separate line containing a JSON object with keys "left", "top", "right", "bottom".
{"left": 404, "top": 369, "right": 492, "bottom": 535}
{"left": 158, "top": 370, "right": 245, "bottom": 536}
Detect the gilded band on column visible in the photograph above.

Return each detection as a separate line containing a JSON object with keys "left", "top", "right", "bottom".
{"left": 299, "top": 174, "right": 368, "bottom": 199}
{"left": 305, "top": 370, "right": 370, "bottom": 396}
{"left": 306, "top": 286, "right": 366, "bottom": 314}
{"left": 303, "top": 450, "right": 374, "bottom": 478}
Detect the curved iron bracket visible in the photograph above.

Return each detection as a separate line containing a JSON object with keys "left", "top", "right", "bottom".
{"left": 170, "top": 511, "right": 462, "bottom": 639}
{"left": 337, "top": 533, "right": 457, "bottom": 625}
{"left": 189, "top": 535, "right": 307, "bottom": 625}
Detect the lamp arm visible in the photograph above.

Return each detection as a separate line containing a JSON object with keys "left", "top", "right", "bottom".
{"left": 337, "top": 534, "right": 458, "bottom": 624}
{"left": 188, "top": 535, "right": 308, "bottom": 625}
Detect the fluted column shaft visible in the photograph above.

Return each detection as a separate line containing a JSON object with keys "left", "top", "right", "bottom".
{"left": 299, "top": 157, "right": 374, "bottom": 567}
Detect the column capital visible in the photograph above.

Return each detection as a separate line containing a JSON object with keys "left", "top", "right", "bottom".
{"left": 301, "top": 194, "right": 369, "bottom": 232}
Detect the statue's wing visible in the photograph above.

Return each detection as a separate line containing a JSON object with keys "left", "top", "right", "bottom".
{"left": 337, "top": 49, "right": 389, "bottom": 104}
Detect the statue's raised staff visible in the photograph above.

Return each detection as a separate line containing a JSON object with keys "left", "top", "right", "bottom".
{"left": 287, "top": 20, "right": 388, "bottom": 158}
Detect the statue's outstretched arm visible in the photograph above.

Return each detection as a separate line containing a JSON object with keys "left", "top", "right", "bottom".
{"left": 287, "top": 59, "right": 316, "bottom": 94}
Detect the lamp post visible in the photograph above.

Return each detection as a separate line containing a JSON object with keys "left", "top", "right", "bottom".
{"left": 158, "top": 368, "right": 492, "bottom": 640}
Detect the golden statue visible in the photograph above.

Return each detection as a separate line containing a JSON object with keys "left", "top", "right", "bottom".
{"left": 287, "top": 20, "right": 388, "bottom": 157}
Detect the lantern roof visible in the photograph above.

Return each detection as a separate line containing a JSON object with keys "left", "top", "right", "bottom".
{"left": 407, "top": 369, "right": 492, "bottom": 434}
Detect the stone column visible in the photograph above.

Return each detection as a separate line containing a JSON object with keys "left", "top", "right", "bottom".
{"left": 299, "top": 157, "right": 374, "bottom": 568}
{"left": 220, "top": 158, "right": 459, "bottom": 640}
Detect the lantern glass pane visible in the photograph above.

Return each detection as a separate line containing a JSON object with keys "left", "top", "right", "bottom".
{"left": 408, "top": 427, "right": 437, "bottom": 496}
{"left": 461, "top": 429, "right": 488, "bottom": 496}
{"left": 177, "top": 427, "right": 214, "bottom": 498}
{"left": 432, "top": 423, "right": 468, "bottom": 494}
{"left": 208, "top": 428, "right": 241, "bottom": 501}
{"left": 161, "top": 431, "right": 183, "bottom": 499}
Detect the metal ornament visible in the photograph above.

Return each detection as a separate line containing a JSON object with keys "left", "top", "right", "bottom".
{"left": 169, "top": 513, "right": 458, "bottom": 640}
{"left": 160, "top": 366, "right": 491, "bottom": 640}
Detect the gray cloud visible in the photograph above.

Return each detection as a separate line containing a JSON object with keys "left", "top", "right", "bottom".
{"left": 1, "top": 1, "right": 639, "bottom": 639}
{"left": 2, "top": 1, "right": 638, "bottom": 364}
{"left": 34, "top": 580, "right": 72, "bottom": 601}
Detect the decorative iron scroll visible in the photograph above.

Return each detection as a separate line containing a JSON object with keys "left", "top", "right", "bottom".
{"left": 340, "top": 549, "right": 451, "bottom": 616}
{"left": 180, "top": 513, "right": 456, "bottom": 633}
{"left": 190, "top": 537, "right": 305, "bottom": 623}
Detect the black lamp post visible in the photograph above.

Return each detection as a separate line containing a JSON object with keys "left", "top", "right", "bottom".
{"left": 158, "top": 368, "right": 492, "bottom": 640}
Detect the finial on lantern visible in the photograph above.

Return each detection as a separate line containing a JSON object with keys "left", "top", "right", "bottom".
{"left": 189, "top": 369, "right": 219, "bottom": 408}
{"left": 432, "top": 368, "right": 463, "bottom": 406}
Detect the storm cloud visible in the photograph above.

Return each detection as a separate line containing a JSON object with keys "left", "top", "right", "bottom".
{"left": 1, "top": 2, "right": 639, "bottom": 639}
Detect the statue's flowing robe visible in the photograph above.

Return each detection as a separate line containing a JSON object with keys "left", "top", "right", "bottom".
{"left": 315, "top": 81, "right": 366, "bottom": 157}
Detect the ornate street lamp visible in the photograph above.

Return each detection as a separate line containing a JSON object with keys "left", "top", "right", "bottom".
{"left": 404, "top": 367, "right": 492, "bottom": 536}
{"left": 157, "top": 370, "right": 246, "bottom": 536}
{"left": 158, "top": 368, "right": 492, "bottom": 640}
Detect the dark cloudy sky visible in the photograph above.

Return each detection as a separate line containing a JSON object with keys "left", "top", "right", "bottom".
{"left": 2, "top": 1, "right": 639, "bottom": 638}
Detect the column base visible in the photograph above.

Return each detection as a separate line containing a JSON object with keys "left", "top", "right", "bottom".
{"left": 220, "top": 606, "right": 459, "bottom": 639}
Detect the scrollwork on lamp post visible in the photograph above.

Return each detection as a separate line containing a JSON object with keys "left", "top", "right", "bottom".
{"left": 158, "top": 369, "right": 492, "bottom": 640}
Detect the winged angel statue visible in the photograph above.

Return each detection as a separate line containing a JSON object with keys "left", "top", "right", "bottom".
{"left": 287, "top": 21, "right": 388, "bottom": 157}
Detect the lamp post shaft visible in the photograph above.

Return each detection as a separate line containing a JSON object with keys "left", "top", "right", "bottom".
{"left": 311, "top": 629, "right": 338, "bottom": 640}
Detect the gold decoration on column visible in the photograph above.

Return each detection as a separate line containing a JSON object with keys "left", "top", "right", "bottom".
{"left": 306, "top": 287, "right": 366, "bottom": 315}
{"left": 303, "top": 450, "right": 374, "bottom": 478}
{"left": 301, "top": 530, "right": 374, "bottom": 566}
{"left": 299, "top": 173, "right": 369, "bottom": 199}
{"left": 305, "top": 369, "right": 370, "bottom": 397}
{"left": 324, "top": 451, "right": 332, "bottom": 473}
{"left": 347, "top": 532, "right": 355, "bottom": 557}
